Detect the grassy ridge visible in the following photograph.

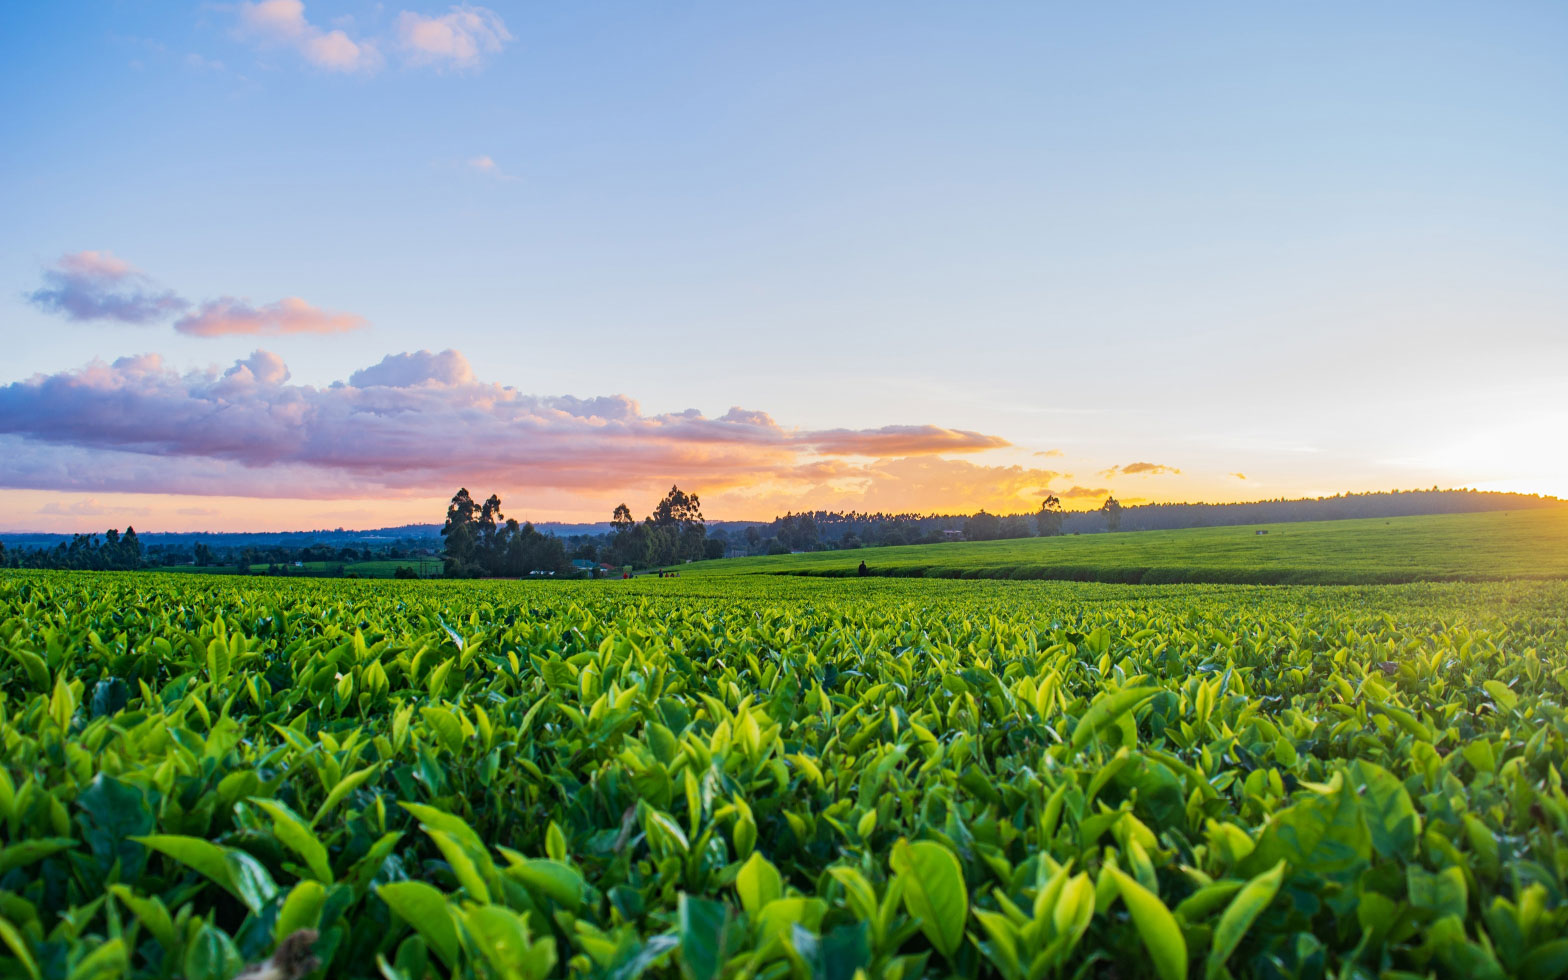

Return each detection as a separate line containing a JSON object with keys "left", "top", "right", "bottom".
{"left": 682, "top": 508, "right": 1568, "bottom": 585}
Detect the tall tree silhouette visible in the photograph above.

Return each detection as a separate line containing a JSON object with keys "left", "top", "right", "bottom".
{"left": 1036, "top": 495, "right": 1065, "bottom": 536}
{"left": 1100, "top": 496, "right": 1123, "bottom": 532}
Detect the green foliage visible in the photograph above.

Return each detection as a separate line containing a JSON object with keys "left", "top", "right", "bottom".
{"left": 1, "top": 569, "right": 1567, "bottom": 980}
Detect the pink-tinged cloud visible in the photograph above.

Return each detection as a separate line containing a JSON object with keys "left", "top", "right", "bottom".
{"left": 397, "top": 5, "right": 512, "bottom": 68}
{"left": 27, "top": 251, "right": 189, "bottom": 323}
{"left": 37, "top": 498, "right": 141, "bottom": 517}
{"left": 236, "top": 0, "right": 382, "bottom": 73}
{"left": 349, "top": 349, "right": 473, "bottom": 387}
{"left": 0, "top": 350, "right": 1019, "bottom": 502}
{"left": 1099, "top": 461, "right": 1182, "bottom": 478}
{"left": 173, "top": 297, "right": 368, "bottom": 337}
{"left": 466, "top": 155, "right": 519, "bottom": 180}
{"left": 807, "top": 425, "right": 1009, "bottom": 456}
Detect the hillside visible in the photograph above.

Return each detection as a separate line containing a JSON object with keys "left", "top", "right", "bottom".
{"left": 678, "top": 509, "right": 1568, "bottom": 585}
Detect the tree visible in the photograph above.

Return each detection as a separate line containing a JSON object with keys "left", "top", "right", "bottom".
{"left": 999, "top": 514, "right": 1033, "bottom": 539}
{"left": 441, "top": 488, "right": 569, "bottom": 578}
{"left": 1036, "top": 495, "right": 1064, "bottom": 536}
{"left": 963, "top": 510, "right": 1001, "bottom": 541}
{"left": 611, "top": 503, "right": 635, "bottom": 533}
{"left": 120, "top": 526, "right": 142, "bottom": 568}
{"left": 650, "top": 485, "right": 707, "bottom": 561}
{"left": 776, "top": 513, "right": 820, "bottom": 552}
{"left": 651, "top": 486, "right": 703, "bottom": 529}
{"left": 441, "top": 488, "right": 482, "bottom": 576}
{"left": 1100, "top": 496, "right": 1123, "bottom": 532}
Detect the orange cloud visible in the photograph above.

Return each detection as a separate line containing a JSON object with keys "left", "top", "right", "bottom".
{"left": 721, "top": 456, "right": 1066, "bottom": 516}
{"left": 1099, "top": 461, "right": 1181, "bottom": 478}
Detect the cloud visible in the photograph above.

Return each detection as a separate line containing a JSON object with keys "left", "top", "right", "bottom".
{"left": 174, "top": 297, "right": 368, "bottom": 337}
{"left": 0, "top": 350, "right": 1018, "bottom": 504}
{"left": 349, "top": 349, "right": 475, "bottom": 387}
{"left": 396, "top": 5, "right": 512, "bottom": 69}
{"left": 230, "top": 2, "right": 509, "bottom": 74}
{"left": 1231, "top": 472, "right": 1247, "bottom": 480}
{"left": 177, "top": 506, "right": 220, "bottom": 516}
{"left": 226, "top": 349, "right": 291, "bottom": 385}
{"left": 1058, "top": 485, "right": 1111, "bottom": 499}
{"left": 1099, "top": 461, "right": 1182, "bottom": 478}
{"left": 841, "top": 457, "right": 1060, "bottom": 512}
{"left": 806, "top": 425, "right": 1009, "bottom": 457}
{"left": 1033, "top": 449, "right": 1064, "bottom": 457}
{"left": 27, "top": 251, "right": 189, "bottom": 323}
{"left": 38, "top": 498, "right": 140, "bottom": 517}
{"left": 466, "top": 155, "right": 519, "bottom": 180}
{"left": 236, "top": 0, "right": 382, "bottom": 72}
{"left": 27, "top": 251, "right": 367, "bottom": 339}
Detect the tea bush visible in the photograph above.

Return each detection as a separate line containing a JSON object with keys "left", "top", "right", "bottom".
{"left": 1, "top": 572, "right": 1566, "bottom": 980}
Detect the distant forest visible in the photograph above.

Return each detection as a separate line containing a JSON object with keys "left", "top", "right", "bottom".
{"left": 554, "top": 487, "right": 1561, "bottom": 564}
{"left": 1, "top": 487, "right": 1558, "bottom": 574}
{"left": 0, "top": 528, "right": 436, "bottom": 574}
{"left": 703, "top": 488, "right": 1562, "bottom": 555}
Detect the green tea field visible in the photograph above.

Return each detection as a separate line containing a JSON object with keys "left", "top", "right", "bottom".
{"left": 686, "top": 509, "right": 1568, "bottom": 585}
{"left": 2, "top": 570, "right": 1566, "bottom": 980}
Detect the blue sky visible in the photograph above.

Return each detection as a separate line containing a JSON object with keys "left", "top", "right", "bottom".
{"left": 2, "top": 1, "right": 1565, "bottom": 529}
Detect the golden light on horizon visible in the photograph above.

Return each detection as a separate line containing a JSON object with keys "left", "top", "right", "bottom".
{"left": 1406, "top": 412, "right": 1568, "bottom": 502}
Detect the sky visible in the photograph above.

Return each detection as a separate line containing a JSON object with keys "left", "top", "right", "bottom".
{"left": 1, "top": 1, "right": 1565, "bottom": 532}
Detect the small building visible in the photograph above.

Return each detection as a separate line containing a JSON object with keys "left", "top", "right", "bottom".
{"left": 943, "top": 529, "right": 964, "bottom": 541}
{"left": 1255, "top": 529, "right": 1268, "bottom": 535}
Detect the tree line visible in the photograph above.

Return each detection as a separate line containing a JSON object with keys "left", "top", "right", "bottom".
{"left": 439, "top": 489, "right": 571, "bottom": 578}
{"left": 679, "top": 488, "right": 1552, "bottom": 556}
{"left": 0, "top": 528, "right": 436, "bottom": 575}
{"left": 0, "top": 528, "right": 144, "bottom": 571}
{"left": 602, "top": 486, "right": 721, "bottom": 568}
